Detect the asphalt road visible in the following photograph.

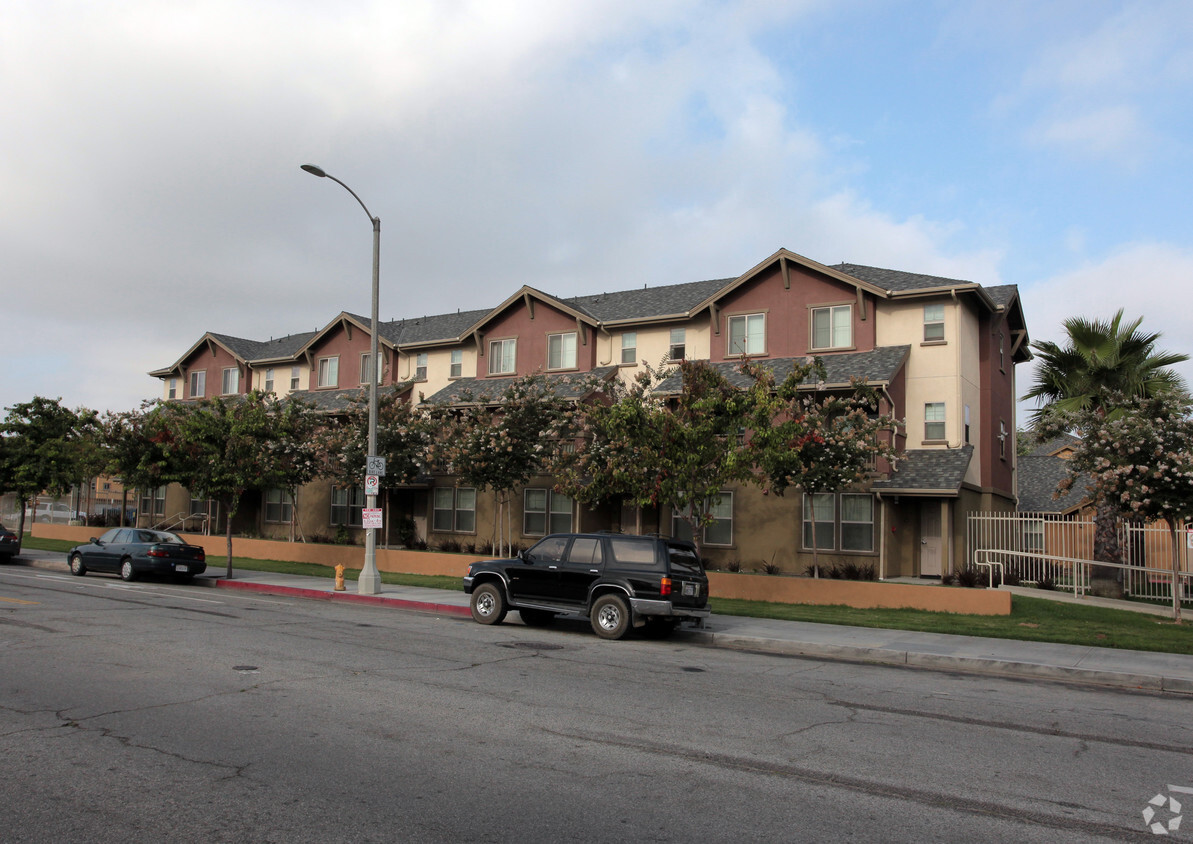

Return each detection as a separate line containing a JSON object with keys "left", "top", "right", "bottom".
{"left": 2, "top": 565, "right": 1190, "bottom": 842}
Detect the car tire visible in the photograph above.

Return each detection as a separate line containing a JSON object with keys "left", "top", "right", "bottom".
{"left": 119, "top": 558, "right": 137, "bottom": 582}
{"left": 470, "top": 583, "right": 507, "bottom": 625}
{"left": 641, "top": 618, "right": 679, "bottom": 640}
{"left": 69, "top": 553, "right": 87, "bottom": 577}
{"left": 590, "top": 594, "right": 631, "bottom": 640}
{"left": 519, "top": 608, "right": 556, "bottom": 627}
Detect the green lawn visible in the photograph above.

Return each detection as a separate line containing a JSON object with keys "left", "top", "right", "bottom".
{"left": 19, "top": 535, "right": 1193, "bottom": 655}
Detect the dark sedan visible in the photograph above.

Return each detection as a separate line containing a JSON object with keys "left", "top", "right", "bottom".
{"left": 0, "top": 525, "right": 18, "bottom": 562}
{"left": 68, "top": 528, "right": 207, "bottom": 582}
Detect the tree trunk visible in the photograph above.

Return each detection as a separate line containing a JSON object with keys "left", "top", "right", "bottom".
{"left": 15, "top": 498, "right": 28, "bottom": 554}
{"left": 224, "top": 498, "right": 237, "bottom": 579}
{"left": 1089, "top": 498, "right": 1124, "bottom": 598}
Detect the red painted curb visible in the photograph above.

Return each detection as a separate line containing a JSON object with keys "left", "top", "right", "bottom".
{"left": 214, "top": 579, "right": 473, "bottom": 618}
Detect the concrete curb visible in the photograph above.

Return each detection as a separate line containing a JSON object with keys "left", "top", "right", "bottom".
{"left": 211, "top": 578, "right": 474, "bottom": 619}
{"left": 683, "top": 631, "right": 1192, "bottom": 694}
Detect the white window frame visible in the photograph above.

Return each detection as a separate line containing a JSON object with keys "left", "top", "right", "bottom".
{"left": 925, "top": 402, "right": 946, "bottom": 441}
{"left": 840, "top": 494, "right": 875, "bottom": 552}
{"left": 360, "top": 353, "right": 382, "bottom": 385}
{"left": 449, "top": 349, "right": 463, "bottom": 378}
{"left": 264, "top": 488, "right": 292, "bottom": 523}
{"left": 923, "top": 304, "right": 945, "bottom": 342}
{"left": 317, "top": 356, "right": 339, "bottom": 389}
{"left": 264, "top": 369, "right": 275, "bottom": 393}
{"left": 547, "top": 332, "right": 577, "bottom": 371}
{"left": 330, "top": 487, "right": 364, "bottom": 527}
{"left": 728, "top": 314, "right": 765, "bottom": 356}
{"left": 523, "top": 489, "right": 574, "bottom": 536}
{"left": 802, "top": 493, "right": 835, "bottom": 551}
{"left": 620, "top": 332, "right": 637, "bottom": 365}
{"left": 671, "top": 493, "right": 734, "bottom": 547}
{"left": 415, "top": 352, "right": 428, "bottom": 381}
{"left": 189, "top": 370, "right": 206, "bottom": 398}
{"left": 802, "top": 493, "right": 875, "bottom": 553}
{"left": 167, "top": 378, "right": 177, "bottom": 400}
{"left": 1022, "top": 519, "right": 1045, "bottom": 553}
{"left": 221, "top": 367, "right": 239, "bottom": 395}
{"left": 669, "top": 327, "right": 686, "bottom": 361}
{"left": 140, "top": 486, "right": 166, "bottom": 518}
{"left": 811, "top": 305, "right": 851, "bottom": 351}
{"left": 433, "top": 487, "right": 476, "bottom": 533}
{"left": 488, "top": 339, "right": 516, "bottom": 375}
{"left": 290, "top": 366, "right": 301, "bottom": 391}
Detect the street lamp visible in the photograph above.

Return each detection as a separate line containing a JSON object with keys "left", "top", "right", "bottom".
{"left": 301, "top": 163, "right": 382, "bottom": 595}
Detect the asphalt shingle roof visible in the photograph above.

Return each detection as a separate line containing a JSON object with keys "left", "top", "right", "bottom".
{"left": 652, "top": 346, "right": 911, "bottom": 393}
{"left": 1017, "top": 454, "right": 1092, "bottom": 513}
{"left": 565, "top": 278, "right": 731, "bottom": 322}
{"left": 424, "top": 366, "right": 619, "bottom": 405}
{"left": 287, "top": 383, "right": 413, "bottom": 413}
{"left": 871, "top": 446, "right": 974, "bottom": 494}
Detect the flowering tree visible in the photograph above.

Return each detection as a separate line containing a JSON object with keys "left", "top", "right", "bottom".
{"left": 1047, "top": 391, "right": 1193, "bottom": 622}
{"left": 740, "top": 359, "right": 899, "bottom": 575}
{"left": 553, "top": 360, "right": 753, "bottom": 553}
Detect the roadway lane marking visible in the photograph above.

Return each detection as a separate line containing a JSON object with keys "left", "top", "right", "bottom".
{"left": 0, "top": 596, "right": 39, "bottom": 605}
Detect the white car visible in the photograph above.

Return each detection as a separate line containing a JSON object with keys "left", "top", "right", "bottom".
{"left": 23, "top": 503, "right": 85, "bottom": 523}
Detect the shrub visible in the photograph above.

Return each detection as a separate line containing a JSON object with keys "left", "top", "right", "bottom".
{"left": 439, "top": 539, "right": 462, "bottom": 553}
{"left": 333, "top": 525, "right": 352, "bottom": 546}
{"left": 726, "top": 560, "right": 742, "bottom": 573}
{"left": 761, "top": 561, "right": 780, "bottom": 575}
{"left": 955, "top": 566, "right": 984, "bottom": 588}
{"left": 940, "top": 571, "right": 957, "bottom": 586}
{"left": 1037, "top": 577, "right": 1056, "bottom": 591}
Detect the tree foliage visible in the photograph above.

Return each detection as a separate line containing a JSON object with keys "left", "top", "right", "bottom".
{"left": 318, "top": 387, "right": 432, "bottom": 490}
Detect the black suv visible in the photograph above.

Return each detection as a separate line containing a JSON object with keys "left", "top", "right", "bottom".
{"left": 463, "top": 533, "right": 710, "bottom": 640}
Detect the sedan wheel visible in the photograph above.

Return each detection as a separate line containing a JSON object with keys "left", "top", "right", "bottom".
{"left": 120, "top": 558, "right": 137, "bottom": 582}
{"left": 69, "top": 553, "right": 87, "bottom": 577}
{"left": 590, "top": 594, "right": 631, "bottom": 640}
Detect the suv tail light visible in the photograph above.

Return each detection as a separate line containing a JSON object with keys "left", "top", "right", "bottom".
{"left": 660, "top": 577, "right": 672, "bottom": 597}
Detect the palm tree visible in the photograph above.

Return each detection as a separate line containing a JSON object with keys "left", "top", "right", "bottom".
{"left": 1024, "top": 310, "right": 1188, "bottom": 597}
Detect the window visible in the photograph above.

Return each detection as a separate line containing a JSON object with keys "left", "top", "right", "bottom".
{"left": 728, "top": 314, "right": 765, "bottom": 355}
{"left": 189, "top": 370, "right": 206, "bottom": 398}
{"left": 317, "top": 356, "right": 339, "bottom": 388}
{"left": 672, "top": 493, "right": 733, "bottom": 546}
{"left": 803, "top": 493, "right": 875, "bottom": 552}
{"left": 548, "top": 332, "right": 577, "bottom": 370}
{"left": 840, "top": 494, "right": 874, "bottom": 552}
{"left": 669, "top": 328, "right": 686, "bottom": 361}
{"left": 330, "top": 487, "right": 364, "bottom": 527}
{"left": 222, "top": 367, "right": 239, "bottom": 395}
{"left": 290, "top": 366, "right": 301, "bottom": 391}
{"left": 264, "top": 488, "right": 292, "bottom": 523}
{"left": 523, "top": 489, "right": 574, "bottom": 535}
{"left": 925, "top": 402, "right": 946, "bottom": 441}
{"left": 264, "top": 369, "right": 275, "bottom": 393}
{"left": 1022, "top": 519, "right": 1045, "bottom": 553}
{"left": 964, "top": 405, "right": 971, "bottom": 445}
{"left": 450, "top": 349, "right": 463, "bottom": 378}
{"left": 139, "top": 486, "right": 166, "bottom": 518}
{"left": 415, "top": 353, "right": 428, "bottom": 381}
{"left": 811, "top": 305, "right": 851, "bottom": 350}
{"left": 488, "top": 339, "right": 516, "bottom": 375}
{"left": 923, "top": 304, "right": 945, "bottom": 342}
{"left": 999, "top": 332, "right": 1006, "bottom": 371}
{"left": 620, "top": 332, "right": 637, "bottom": 365}
{"left": 360, "top": 353, "right": 382, "bottom": 385}
{"left": 1000, "top": 420, "right": 1008, "bottom": 459}
{"left": 433, "top": 487, "right": 476, "bottom": 533}
{"left": 802, "top": 493, "right": 835, "bottom": 550}
{"left": 189, "top": 495, "right": 207, "bottom": 517}
{"left": 167, "top": 378, "right": 177, "bottom": 400}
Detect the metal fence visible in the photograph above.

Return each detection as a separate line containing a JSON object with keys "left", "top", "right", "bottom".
{"left": 966, "top": 511, "right": 1192, "bottom": 605}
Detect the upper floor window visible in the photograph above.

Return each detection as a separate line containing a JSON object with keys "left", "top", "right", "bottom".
{"left": 811, "top": 305, "right": 851, "bottom": 350}
{"left": 923, "top": 304, "right": 945, "bottom": 342}
{"left": 221, "top": 367, "right": 239, "bottom": 395}
{"left": 189, "top": 370, "right": 206, "bottom": 398}
{"left": 450, "top": 349, "right": 463, "bottom": 378}
{"left": 415, "top": 353, "right": 428, "bottom": 381}
{"left": 548, "top": 332, "right": 577, "bottom": 370}
{"left": 317, "top": 356, "right": 339, "bottom": 388}
{"left": 264, "top": 369, "right": 275, "bottom": 393}
{"left": 290, "top": 366, "right": 301, "bottom": 391}
{"left": 924, "top": 402, "right": 946, "bottom": 441}
{"left": 620, "top": 332, "right": 637, "bottom": 365}
{"left": 669, "top": 328, "right": 686, "bottom": 361}
{"left": 360, "top": 353, "right": 381, "bottom": 385}
{"left": 488, "top": 339, "right": 516, "bottom": 375}
{"left": 167, "top": 378, "right": 177, "bottom": 399}
{"left": 728, "top": 314, "right": 765, "bottom": 356}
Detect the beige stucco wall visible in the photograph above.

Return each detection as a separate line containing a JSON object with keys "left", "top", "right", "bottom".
{"left": 252, "top": 363, "right": 309, "bottom": 398}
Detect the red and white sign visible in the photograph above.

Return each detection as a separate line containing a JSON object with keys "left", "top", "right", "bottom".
{"left": 364, "top": 474, "right": 380, "bottom": 495}
{"left": 362, "top": 508, "right": 383, "bottom": 529}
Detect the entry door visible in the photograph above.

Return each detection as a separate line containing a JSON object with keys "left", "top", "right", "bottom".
{"left": 920, "top": 503, "right": 943, "bottom": 577}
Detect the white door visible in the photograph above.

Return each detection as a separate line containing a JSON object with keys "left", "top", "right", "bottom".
{"left": 920, "top": 502, "right": 943, "bottom": 577}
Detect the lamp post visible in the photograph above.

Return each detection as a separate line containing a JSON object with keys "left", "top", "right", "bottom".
{"left": 301, "top": 163, "right": 382, "bottom": 595}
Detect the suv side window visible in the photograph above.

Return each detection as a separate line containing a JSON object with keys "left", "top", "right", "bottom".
{"left": 567, "top": 537, "right": 603, "bottom": 565}
{"left": 529, "top": 536, "right": 569, "bottom": 562}
{"left": 608, "top": 536, "right": 660, "bottom": 571}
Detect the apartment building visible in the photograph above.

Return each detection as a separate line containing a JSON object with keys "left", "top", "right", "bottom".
{"left": 148, "top": 248, "right": 1030, "bottom": 576}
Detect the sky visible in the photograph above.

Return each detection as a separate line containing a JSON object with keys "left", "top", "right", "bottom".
{"left": 4, "top": 0, "right": 1193, "bottom": 420}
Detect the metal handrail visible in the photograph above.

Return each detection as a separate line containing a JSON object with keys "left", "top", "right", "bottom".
{"left": 155, "top": 512, "right": 210, "bottom": 534}
{"left": 973, "top": 548, "right": 1190, "bottom": 596}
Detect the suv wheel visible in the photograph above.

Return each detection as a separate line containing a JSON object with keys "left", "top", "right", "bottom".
{"left": 471, "top": 583, "right": 508, "bottom": 625}
{"left": 590, "top": 594, "right": 630, "bottom": 640}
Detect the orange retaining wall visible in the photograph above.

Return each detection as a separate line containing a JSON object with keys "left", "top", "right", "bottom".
{"left": 32, "top": 524, "right": 1009, "bottom": 614}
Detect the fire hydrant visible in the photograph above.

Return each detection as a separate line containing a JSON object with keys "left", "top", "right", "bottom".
{"left": 334, "top": 563, "right": 346, "bottom": 592}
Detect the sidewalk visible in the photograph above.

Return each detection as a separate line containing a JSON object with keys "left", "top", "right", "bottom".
{"left": 13, "top": 550, "right": 1193, "bottom": 694}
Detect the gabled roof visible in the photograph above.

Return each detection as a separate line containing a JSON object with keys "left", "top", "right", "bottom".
{"left": 148, "top": 332, "right": 259, "bottom": 378}
{"left": 1017, "top": 455, "right": 1092, "bottom": 513}
{"left": 871, "top": 446, "right": 974, "bottom": 495}
{"left": 424, "top": 366, "right": 619, "bottom": 406}
{"left": 692, "top": 249, "right": 890, "bottom": 315}
{"left": 1027, "top": 433, "right": 1081, "bottom": 458}
{"left": 566, "top": 278, "right": 731, "bottom": 324}
{"left": 653, "top": 346, "right": 911, "bottom": 394}
{"left": 461, "top": 286, "right": 601, "bottom": 339}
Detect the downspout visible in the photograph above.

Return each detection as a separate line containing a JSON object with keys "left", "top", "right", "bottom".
{"left": 875, "top": 491, "right": 886, "bottom": 581}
